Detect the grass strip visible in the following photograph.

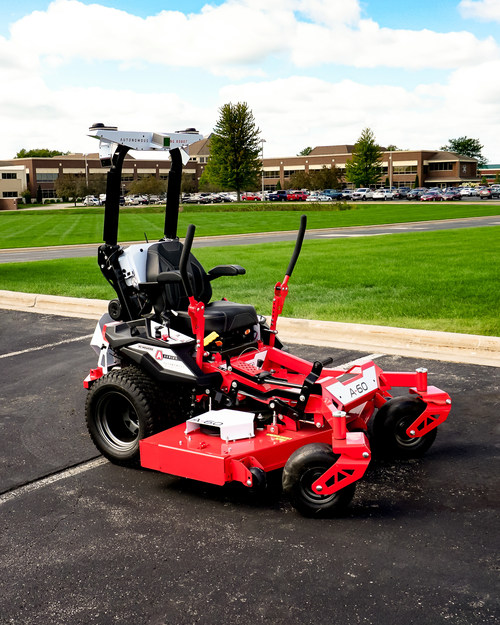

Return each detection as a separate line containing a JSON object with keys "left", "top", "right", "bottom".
{"left": 1, "top": 227, "right": 497, "bottom": 336}
{"left": 0, "top": 203, "right": 498, "bottom": 249}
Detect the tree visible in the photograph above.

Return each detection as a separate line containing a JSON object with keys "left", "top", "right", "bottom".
{"left": 345, "top": 128, "right": 383, "bottom": 188}
{"left": 128, "top": 175, "right": 166, "bottom": 202}
{"left": 55, "top": 174, "right": 87, "bottom": 205}
{"left": 297, "top": 147, "right": 312, "bottom": 156}
{"left": 310, "top": 165, "right": 340, "bottom": 190}
{"left": 21, "top": 189, "right": 32, "bottom": 204}
{"left": 495, "top": 173, "right": 500, "bottom": 184}
{"left": 86, "top": 173, "right": 107, "bottom": 197}
{"left": 181, "top": 172, "right": 198, "bottom": 194}
{"left": 289, "top": 166, "right": 340, "bottom": 191}
{"left": 202, "top": 102, "right": 261, "bottom": 200}
{"left": 15, "top": 148, "right": 69, "bottom": 158}
{"left": 440, "top": 136, "right": 487, "bottom": 167}
{"left": 288, "top": 170, "right": 310, "bottom": 190}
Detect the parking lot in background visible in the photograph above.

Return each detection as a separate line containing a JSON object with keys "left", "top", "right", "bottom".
{"left": 0, "top": 309, "right": 498, "bottom": 625}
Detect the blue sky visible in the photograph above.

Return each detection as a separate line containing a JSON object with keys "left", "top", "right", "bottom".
{"left": 1, "top": 0, "right": 499, "bottom": 160}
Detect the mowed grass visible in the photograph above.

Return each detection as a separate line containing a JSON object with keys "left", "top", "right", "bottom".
{"left": 1, "top": 227, "right": 498, "bottom": 336}
{"left": 0, "top": 202, "right": 498, "bottom": 248}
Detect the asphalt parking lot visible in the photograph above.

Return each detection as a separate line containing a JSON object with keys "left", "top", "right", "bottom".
{"left": 0, "top": 309, "right": 498, "bottom": 625}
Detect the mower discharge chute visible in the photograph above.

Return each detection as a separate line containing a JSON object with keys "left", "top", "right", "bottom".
{"left": 83, "top": 124, "right": 451, "bottom": 517}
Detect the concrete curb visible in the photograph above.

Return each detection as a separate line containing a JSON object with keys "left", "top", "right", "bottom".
{"left": 1, "top": 289, "right": 499, "bottom": 367}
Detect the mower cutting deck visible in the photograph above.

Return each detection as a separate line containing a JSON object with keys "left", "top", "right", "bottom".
{"left": 83, "top": 124, "right": 451, "bottom": 517}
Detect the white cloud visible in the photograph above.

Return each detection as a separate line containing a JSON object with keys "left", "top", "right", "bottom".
{"left": 0, "top": 0, "right": 499, "bottom": 161}
{"left": 459, "top": 0, "right": 500, "bottom": 22}
{"left": 218, "top": 71, "right": 500, "bottom": 161}
{"left": 6, "top": 0, "right": 498, "bottom": 77}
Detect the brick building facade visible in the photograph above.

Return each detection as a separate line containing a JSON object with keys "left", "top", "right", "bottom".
{"left": 0, "top": 140, "right": 483, "bottom": 201}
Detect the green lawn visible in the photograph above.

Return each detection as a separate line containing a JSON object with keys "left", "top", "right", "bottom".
{"left": 0, "top": 202, "right": 498, "bottom": 249}
{"left": 1, "top": 227, "right": 498, "bottom": 336}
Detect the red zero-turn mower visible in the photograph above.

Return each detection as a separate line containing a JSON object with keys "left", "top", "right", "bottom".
{"left": 83, "top": 124, "right": 452, "bottom": 517}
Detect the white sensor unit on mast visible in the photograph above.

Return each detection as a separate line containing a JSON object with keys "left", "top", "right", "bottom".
{"left": 88, "top": 123, "right": 203, "bottom": 166}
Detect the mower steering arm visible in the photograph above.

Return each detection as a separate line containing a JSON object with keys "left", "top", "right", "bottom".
{"left": 207, "top": 265, "right": 246, "bottom": 280}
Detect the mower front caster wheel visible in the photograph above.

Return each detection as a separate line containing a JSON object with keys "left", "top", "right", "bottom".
{"left": 282, "top": 444, "right": 356, "bottom": 518}
{"left": 85, "top": 366, "right": 163, "bottom": 466}
{"left": 370, "top": 395, "right": 437, "bottom": 459}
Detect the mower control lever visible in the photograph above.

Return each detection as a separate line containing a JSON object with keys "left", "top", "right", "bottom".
{"left": 179, "top": 224, "right": 196, "bottom": 297}
{"left": 285, "top": 214, "right": 307, "bottom": 278}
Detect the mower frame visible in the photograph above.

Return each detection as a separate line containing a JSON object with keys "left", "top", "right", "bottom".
{"left": 83, "top": 125, "right": 452, "bottom": 517}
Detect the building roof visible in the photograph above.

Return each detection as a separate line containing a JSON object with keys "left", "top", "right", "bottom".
{"left": 188, "top": 136, "right": 211, "bottom": 157}
{"left": 308, "top": 145, "right": 355, "bottom": 156}
{"left": 426, "top": 150, "right": 478, "bottom": 163}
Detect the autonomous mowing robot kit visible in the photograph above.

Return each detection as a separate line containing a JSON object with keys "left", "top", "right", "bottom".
{"left": 83, "top": 123, "right": 452, "bottom": 517}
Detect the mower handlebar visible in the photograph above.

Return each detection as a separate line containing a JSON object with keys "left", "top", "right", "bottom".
{"left": 285, "top": 214, "right": 307, "bottom": 278}
{"left": 179, "top": 224, "right": 196, "bottom": 297}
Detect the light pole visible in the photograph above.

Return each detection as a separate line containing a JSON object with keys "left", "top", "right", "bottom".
{"left": 260, "top": 138, "right": 266, "bottom": 198}
{"left": 84, "top": 153, "right": 89, "bottom": 188}
{"left": 389, "top": 150, "right": 393, "bottom": 190}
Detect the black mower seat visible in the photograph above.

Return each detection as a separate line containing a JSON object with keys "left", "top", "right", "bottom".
{"left": 174, "top": 300, "right": 258, "bottom": 336}
{"left": 146, "top": 240, "right": 258, "bottom": 335}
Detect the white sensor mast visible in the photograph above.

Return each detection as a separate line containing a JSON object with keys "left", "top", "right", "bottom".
{"left": 88, "top": 123, "right": 203, "bottom": 166}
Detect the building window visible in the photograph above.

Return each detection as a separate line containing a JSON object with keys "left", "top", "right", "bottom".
{"left": 2, "top": 172, "right": 17, "bottom": 179}
{"left": 429, "top": 162, "right": 453, "bottom": 171}
{"left": 3, "top": 191, "right": 18, "bottom": 197}
{"left": 283, "top": 169, "right": 299, "bottom": 178}
{"left": 393, "top": 165, "right": 418, "bottom": 174}
{"left": 263, "top": 170, "right": 280, "bottom": 178}
{"left": 36, "top": 173, "right": 58, "bottom": 182}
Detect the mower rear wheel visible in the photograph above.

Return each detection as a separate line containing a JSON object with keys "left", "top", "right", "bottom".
{"left": 282, "top": 444, "right": 356, "bottom": 518}
{"left": 85, "top": 366, "right": 165, "bottom": 466}
{"left": 370, "top": 395, "right": 437, "bottom": 459}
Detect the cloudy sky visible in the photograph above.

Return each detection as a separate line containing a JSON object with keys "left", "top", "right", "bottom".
{"left": 1, "top": 0, "right": 500, "bottom": 161}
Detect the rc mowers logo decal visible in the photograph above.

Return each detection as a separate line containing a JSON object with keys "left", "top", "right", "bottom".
{"left": 133, "top": 344, "right": 194, "bottom": 377}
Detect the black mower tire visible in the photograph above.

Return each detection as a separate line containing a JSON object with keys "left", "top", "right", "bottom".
{"left": 282, "top": 443, "right": 356, "bottom": 518}
{"left": 85, "top": 366, "right": 167, "bottom": 466}
{"left": 369, "top": 395, "right": 437, "bottom": 459}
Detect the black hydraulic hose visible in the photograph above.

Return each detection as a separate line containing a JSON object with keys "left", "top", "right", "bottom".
{"left": 103, "top": 145, "right": 129, "bottom": 245}
{"left": 285, "top": 214, "right": 307, "bottom": 277}
{"left": 164, "top": 147, "right": 183, "bottom": 240}
{"left": 179, "top": 224, "right": 196, "bottom": 297}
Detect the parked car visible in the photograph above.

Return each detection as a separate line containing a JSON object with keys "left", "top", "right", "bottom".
{"left": 459, "top": 187, "right": 474, "bottom": 196}
{"left": 241, "top": 193, "right": 261, "bottom": 201}
{"left": 351, "top": 188, "right": 374, "bottom": 201}
{"left": 322, "top": 189, "right": 343, "bottom": 200}
{"left": 406, "top": 188, "right": 427, "bottom": 200}
{"left": 83, "top": 195, "right": 99, "bottom": 206}
{"left": 341, "top": 189, "right": 353, "bottom": 200}
{"left": 181, "top": 193, "right": 210, "bottom": 204}
{"left": 372, "top": 188, "right": 394, "bottom": 201}
{"left": 441, "top": 190, "right": 462, "bottom": 201}
{"left": 268, "top": 190, "right": 289, "bottom": 201}
{"left": 392, "top": 187, "right": 410, "bottom": 199}
{"left": 478, "top": 187, "right": 500, "bottom": 199}
{"left": 420, "top": 191, "right": 443, "bottom": 202}
{"left": 287, "top": 190, "right": 308, "bottom": 201}
{"left": 306, "top": 193, "right": 331, "bottom": 202}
